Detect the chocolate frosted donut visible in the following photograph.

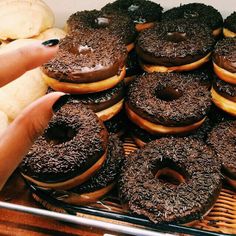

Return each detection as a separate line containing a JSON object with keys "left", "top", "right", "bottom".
{"left": 162, "top": 3, "right": 223, "bottom": 36}
{"left": 20, "top": 101, "right": 108, "bottom": 190}
{"left": 56, "top": 135, "right": 125, "bottom": 205}
{"left": 42, "top": 31, "right": 127, "bottom": 94}
{"left": 126, "top": 72, "right": 211, "bottom": 134}
{"left": 211, "top": 77, "right": 236, "bottom": 116}
{"left": 67, "top": 10, "right": 136, "bottom": 49}
{"left": 224, "top": 12, "right": 236, "bottom": 37}
{"left": 136, "top": 20, "right": 215, "bottom": 72}
{"left": 102, "top": 0, "right": 163, "bottom": 31}
{"left": 120, "top": 137, "right": 221, "bottom": 224}
{"left": 208, "top": 121, "right": 236, "bottom": 188}
{"left": 213, "top": 38, "right": 236, "bottom": 84}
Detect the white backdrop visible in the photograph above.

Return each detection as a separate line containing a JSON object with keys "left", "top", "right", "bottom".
{"left": 44, "top": 0, "right": 236, "bottom": 27}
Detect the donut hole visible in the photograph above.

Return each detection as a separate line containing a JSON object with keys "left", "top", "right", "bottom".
{"left": 166, "top": 32, "right": 187, "bottom": 43}
{"left": 45, "top": 124, "right": 77, "bottom": 144}
{"left": 94, "top": 17, "right": 110, "bottom": 28}
{"left": 155, "top": 87, "right": 183, "bottom": 102}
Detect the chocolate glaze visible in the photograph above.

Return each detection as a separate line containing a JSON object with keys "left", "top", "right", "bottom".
{"left": 136, "top": 20, "right": 215, "bottom": 66}
{"left": 67, "top": 10, "right": 137, "bottom": 45}
{"left": 208, "top": 121, "right": 236, "bottom": 179}
{"left": 162, "top": 3, "right": 223, "bottom": 31}
{"left": 224, "top": 12, "right": 236, "bottom": 33}
{"left": 102, "top": 0, "right": 163, "bottom": 24}
{"left": 71, "top": 135, "right": 125, "bottom": 194}
{"left": 213, "top": 38, "right": 236, "bottom": 73}
{"left": 20, "top": 101, "right": 108, "bottom": 183}
{"left": 120, "top": 137, "right": 221, "bottom": 224}
{"left": 126, "top": 72, "right": 211, "bottom": 126}
{"left": 42, "top": 31, "right": 127, "bottom": 83}
{"left": 130, "top": 117, "right": 213, "bottom": 144}
{"left": 213, "top": 77, "right": 236, "bottom": 101}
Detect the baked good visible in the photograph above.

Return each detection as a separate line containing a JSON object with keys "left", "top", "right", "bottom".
{"left": 67, "top": 10, "right": 136, "bottom": 52}
{"left": 102, "top": 0, "right": 163, "bottom": 31}
{"left": 42, "top": 31, "right": 127, "bottom": 94}
{"left": 120, "top": 137, "right": 221, "bottom": 224}
{"left": 224, "top": 12, "right": 236, "bottom": 37}
{"left": 126, "top": 72, "right": 211, "bottom": 135}
{"left": 54, "top": 135, "right": 125, "bottom": 205}
{"left": 211, "top": 77, "right": 236, "bottom": 116}
{"left": 208, "top": 121, "right": 236, "bottom": 188}
{"left": 162, "top": 3, "right": 223, "bottom": 37}
{"left": 0, "top": 0, "right": 54, "bottom": 40}
{"left": 20, "top": 100, "right": 108, "bottom": 190}
{"left": 136, "top": 20, "right": 215, "bottom": 72}
{"left": 32, "top": 27, "right": 66, "bottom": 40}
{"left": 213, "top": 38, "right": 236, "bottom": 84}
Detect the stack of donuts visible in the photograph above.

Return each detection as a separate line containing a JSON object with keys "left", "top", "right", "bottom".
{"left": 16, "top": 0, "right": 236, "bottom": 226}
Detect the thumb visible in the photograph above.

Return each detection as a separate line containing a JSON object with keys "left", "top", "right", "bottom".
{"left": 0, "top": 92, "right": 68, "bottom": 190}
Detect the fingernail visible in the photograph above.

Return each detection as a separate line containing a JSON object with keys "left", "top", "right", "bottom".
{"left": 52, "top": 94, "right": 71, "bottom": 112}
{"left": 42, "top": 39, "right": 60, "bottom": 47}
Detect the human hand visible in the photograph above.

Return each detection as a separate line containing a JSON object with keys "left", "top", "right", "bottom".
{"left": 0, "top": 39, "right": 65, "bottom": 190}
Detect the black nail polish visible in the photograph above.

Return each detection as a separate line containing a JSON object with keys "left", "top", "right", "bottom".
{"left": 42, "top": 39, "right": 60, "bottom": 47}
{"left": 52, "top": 95, "right": 71, "bottom": 112}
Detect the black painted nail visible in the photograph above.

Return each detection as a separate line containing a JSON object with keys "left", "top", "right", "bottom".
{"left": 52, "top": 95, "right": 71, "bottom": 112}
{"left": 42, "top": 39, "right": 60, "bottom": 47}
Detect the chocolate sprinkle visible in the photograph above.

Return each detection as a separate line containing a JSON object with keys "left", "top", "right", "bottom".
{"left": 119, "top": 137, "right": 221, "bottom": 224}
{"left": 126, "top": 72, "right": 211, "bottom": 126}
{"left": 224, "top": 12, "right": 236, "bottom": 33}
{"left": 67, "top": 10, "right": 137, "bottom": 45}
{"left": 162, "top": 3, "right": 223, "bottom": 31}
{"left": 208, "top": 121, "right": 236, "bottom": 178}
{"left": 71, "top": 134, "right": 125, "bottom": 193}
{"left": 20, "top": 101, "right": 108, "bottom": 183}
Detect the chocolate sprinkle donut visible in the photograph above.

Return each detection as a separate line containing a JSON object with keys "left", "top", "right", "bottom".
{"left": 120, "top": 137, "right": 221, "bottom": 224}
{"left": 224, "top": 12, "right": 236, "bottom": 33}
{"left": 71, "top": 134, "right": 125, "bottom": 194}
{"left": 162, "top": 3, "right": 223, "bottom": 31}
{"left": 20, "top": 101, "right": 108, "bottom": 183}
{"left": 136, "top": 20, "right": 215, "bottom": 66}
{"left": 67, "top": 10, "right": 136, "bottom": 45}
{"left": 208, "top": 121, "right": 236, "bottom": 179}
{"left": 102, "top": 0, "right": 163, "bottom": 24}
{"left": 42, "top": 30, "right": 127, "bottom": 83}
{"left": 213, "top": 38, "right": 236, "bottom": 73}
{"left": 213, "top": 77, "right": 236, "bottom": 99}
{"left": 126, "top": 72, "right": 211, "bottom": 126}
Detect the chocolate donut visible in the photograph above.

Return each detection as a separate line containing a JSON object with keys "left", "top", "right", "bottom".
{"left": 162, "top": 3, "right": 223, "bottom": 37}
{"left": 224, "top": 12, "right": 236, "bottom": 37}
{"left": 136, "top": 20, "right": 215, "bottom": 72}
{"left": 42, "top": 31, "right": 127, "bottom": 94}
{"left": 54, "top": 135, "right": 125, "bottom": 205}
{"left": 120, "top": 137, "right": 221, "bottom": 224}
{"left": 102, "top": 0, "right": 163, "bottom": 31}
{"left": 126, "top": 72, "right": 211, "bottom": 134}
{"left": 211, "top": 77, "right": 236, "bottom": 116}
{"left": 213, "top": 38, "right": 236, "bottom": 84}
{"left": 20, "top": 101, "right": 108, "bottom": 190}
{"left": 130, "top": 118, "right": 213, "bottom": 147}
{"left": 67, "top": 10, "right": 136, "bottom": 51}
{"left": 208, "top": 121, "right": 236, "bottom": 188}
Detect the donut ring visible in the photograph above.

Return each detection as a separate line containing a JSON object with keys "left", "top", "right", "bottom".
{"left": 120, "top": 137, "right": 221, "bottom": 224}
{"left": 224, "top": 12, "right": 236, "bottom": 37}
{"left": 126, "top": 72, "right": 211, "bottom": 134}
{"left": 42, "top": 31, "right": 127, "bottom": 94}
{"left": 213, "top": 38, "right": 236, "bottom": 84}
{"left": 67, "top": 10, "right": 136, "bottom": 52}
{"left": 20, "top": 101, "right": 108, "bottom": 190}
{"left": 54, "top": 134, "right": 125, "bottom": 205}
{"left": 136, "top": 20, "right": 215, "bottom": 72}
{"left": 208, "top": 121, "right": 236, "bottom": 189}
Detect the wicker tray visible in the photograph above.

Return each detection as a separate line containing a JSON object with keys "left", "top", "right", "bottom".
{"left": 27, "top": 137, "right": 236, "bottom": 235}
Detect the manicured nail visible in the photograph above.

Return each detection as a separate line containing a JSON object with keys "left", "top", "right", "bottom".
{"left": 52, "top": 94, "right": 71, "bottom": 112}
{"left": 42, "top": 39, "right": 60, "bottom": 47}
